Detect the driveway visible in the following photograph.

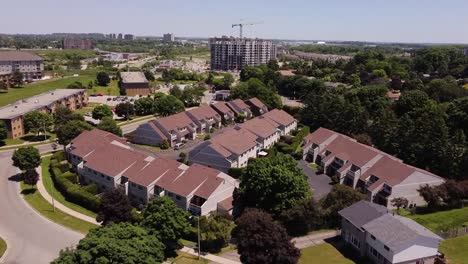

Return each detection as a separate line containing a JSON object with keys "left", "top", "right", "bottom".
{"left": 0, "top": 145, "right": 83, "bottom": 264}
{"left": 297, "top": 160, "right": 333, "bottom": 200}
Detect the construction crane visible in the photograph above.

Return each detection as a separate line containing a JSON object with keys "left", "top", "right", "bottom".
{"left": 232, "top": 22, "right": 261, "bottom": 38}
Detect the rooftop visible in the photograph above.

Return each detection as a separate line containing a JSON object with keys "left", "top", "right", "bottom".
{"left": 0, "top": 89, "right": 86, "bottom": 119}
{"left": 262, "top": 109, "right": 296, "bottom": 127}
{"left": 120, "top": 72, "right": 149, "bottom": 83}
{"left": 338, "top": 200, "right": 389, "bottom": 228}
{"left": 0, "top": 51, "right": 43, "bottom": 62}
{"left": 246, "top": 97, "right": 267, "bottom": 110}
{"left": 241, "top": 117, "right": 278, "bottom": 138}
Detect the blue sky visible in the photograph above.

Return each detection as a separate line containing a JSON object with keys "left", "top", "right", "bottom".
{"left": 1, "top": 0, "right": 467, "bottom": 43}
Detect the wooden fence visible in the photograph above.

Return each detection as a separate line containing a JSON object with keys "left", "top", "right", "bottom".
{"left": 437, "top": 226, "right": 468, "bottom": 239}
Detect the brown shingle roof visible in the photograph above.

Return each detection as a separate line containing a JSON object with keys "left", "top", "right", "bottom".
{"left": 186, "top": 105, "right": 221, "bottom": 123}
{"left": 246, "top": 97, "right": 267, "bottom": 110}
{"left": 124, "top": 157, "right": 182, "bottom": 186}
{"left": 154, "top": 112, "right": 197, "bottom": 133}
{"left": 227, "top": 99, "right": 251, "bottom": 115}
{"left": 241, "top": 117, "right": 278, "bottom": 138}
{"left": 69, "top": 129, "right": 127, "bottom": 157}
{"left": 262, "top": 109, "right": 296, "bottom": 127}
{"left": 210, "top": 127, "right": 259, "bottom": 156}
{"left": 0, "top": 51, "right": 43, "bottom": 61}
{"left": 211, "top": 102, "right": 235, "bottom": 116}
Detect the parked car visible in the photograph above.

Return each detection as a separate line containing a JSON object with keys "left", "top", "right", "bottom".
{"left": 174, "top": 143, "right": 185, "bottom": 150}
{"left": 107, "top": 97, "right": 112, "bottom": 101}
{"left": 97, "top": 93, "right": 104, "bottom": 96}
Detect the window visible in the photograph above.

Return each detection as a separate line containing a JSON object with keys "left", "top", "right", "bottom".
{"left": 176, "top": 195, "right": 181, "bottom": 200}
{"left": 138, "top": 186, "right": 143, "bottom": 190}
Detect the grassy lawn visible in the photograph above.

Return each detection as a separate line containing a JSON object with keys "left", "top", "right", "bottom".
{"left": 0, "top": 76, "right": 95, "bottom": 107}
{"left": 41, "top": 156, "right": 97, "bottom": 218}
{"left": 440, "top": 235, "right": 468, "bottom": 264}
{"left": 308, "top": 163, "right": 319, "bottom": 169}
{"left": 299, "top": 243, "right": 356, "bottom": 264}
{"left": 179, "top": 239, "right": 196, "bottom": 246}
{"left": 20, "top": 182, "right": 98, "bottom": 234}
{"left": 131, "top": 143, "right": 162, "bottom": 152}
{"left": 89, "top": 80, "right": 120, "bottom": 96}
{"left": 0, "top": 132, "right": 56, "bottom": 147}
{"left": 406, "top": 207, "right": 468, "bottom": 232}
{"left": 0, "top": 236, "right": 6, "bottom": 259}
{"left": 167, "top": 251, "right": 208, "bottom": 264}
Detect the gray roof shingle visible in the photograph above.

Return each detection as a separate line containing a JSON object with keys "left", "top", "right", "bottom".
{"left": 338, "top": 200, "right": 389, "bottom": 228}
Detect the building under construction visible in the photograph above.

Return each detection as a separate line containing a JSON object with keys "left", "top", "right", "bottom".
{"left": 209, "top": 36, "right": 276, "bottom": 71}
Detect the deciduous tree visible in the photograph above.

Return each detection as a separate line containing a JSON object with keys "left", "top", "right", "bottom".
{"left": 56, "top": 120, "right": 92, "bottom": 146}
{"left": 96, "top": 72, "right": 111, "bottom": 86}
{"left": 96, "top": 189, "right": 133, "bottom": 225}
{"left": 23, "top": 111, "right": 53, "bottom": 136}
{"left": 97, "top": 116, "right": 122, "bottom": 136}
{"left": 92, "top": 105, "right": 113, "bottom": 120}
{"left": 12, "top": 146, "right": 41, "bottom": 171}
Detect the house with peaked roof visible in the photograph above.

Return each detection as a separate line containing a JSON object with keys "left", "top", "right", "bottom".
{"left": 261, "top": 109, "right": 297, "bottom": 136}
{"left": 226, "top": 99, "right": 253, "bottom": 119}
{"left": 302, "top": 128, "right": 445, "bottom": 208}
{"left": 67, "top": 129, "right": 239, "bottom": 215}
{"left": 339, "top": 201, "right": 443, "bottom": 264}
{"left": 185, "top": 105, "right": 222, "bottom": 133}
{"left": 211, "top": 102, "right": 235, "bottom": 124}
{"left": 245, "top": 97, "right": 268, "bottom": 116}
{"left": 240, "top": 116, "right": 280, "bottom": 149}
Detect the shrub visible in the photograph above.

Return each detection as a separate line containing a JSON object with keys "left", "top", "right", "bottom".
{"left": 82, "top": 184, "right": 99, "bottom": 195}
{"left": 52, "top": 151, "right": 66, "bottom": 162}
{"left": 179, "top": 152, "right": 187, "bottom": 158}
{"left": 57, "top": 163, "right": 70, "bottom": 174}
{"left": 160, "top": 140, "right": 170, "bottom": 150}
{"left": 204, "top": 134, "right": 211, "bottom": 141}
{"left": 61, "top": 171, "right": 78, "bottom": 183}
{"left": 228, "top": 167, "right": 245, "bottom": 179}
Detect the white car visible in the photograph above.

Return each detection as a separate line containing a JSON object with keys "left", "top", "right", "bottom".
{"left": 174, "top": 143, "right": 185, "bottom": 150}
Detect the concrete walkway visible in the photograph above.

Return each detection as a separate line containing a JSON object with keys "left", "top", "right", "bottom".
{"left": 35, "top": 166, "right": 100, "bottom": 225}
{"left": 292, "top": 230, "right": 340, "bottom": 249}
{"left": 179, "top": 247, "right": 241, "bottom": 264}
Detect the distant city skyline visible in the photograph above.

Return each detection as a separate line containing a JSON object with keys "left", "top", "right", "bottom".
{"left": 1, "top": 0, "right": 468, "bottom": 44}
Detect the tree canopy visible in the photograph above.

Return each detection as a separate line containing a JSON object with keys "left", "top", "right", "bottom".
{"left": 96, "top": 189, "right": 133, "bottom": 225}
{"left": 92, "top": 105, "right": 113, "bottom": 120}
{"left": 12, "top": 146, "right": 41, "bottom": 171}
{"left": 96, "top": 71, "right": 111, "bottom": 86}
{"left": 23, "top": 111, "right": 53, "bottom": 136}
{"left": 56, "top": 120, "right": 92, "bottom": 146}
{"left": 97, "top": 116, "right": 122, "bottom": 136}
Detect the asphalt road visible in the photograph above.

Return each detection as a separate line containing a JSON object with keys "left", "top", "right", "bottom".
{"left": 0, "top": 144, "right": 83, "bottom": 264}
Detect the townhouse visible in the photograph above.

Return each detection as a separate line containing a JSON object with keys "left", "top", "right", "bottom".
{"left": 226, "top": 99, "right": 253, "bottom": 119}
{"left": 339, "top": 201, "right": 442, "bottom": 264}
{"left": 241, "top": 116, "right": 280, "bottom": 149}
{"left": 189, "top": 127, "right": 260, "bottom": 172}
{"left": 302, "top": 128, "right": 445, "bottom": 208}
{"left": 67, "top": 129, "right": 238, "bottom": 215}
{"left": 211, "top": 102, "right": 235, "bottom": 124}
{"left": 185, "top": 105, "right": 222, "bottom": 133}
{"left": 245, "top": 97, "right": 268, "bottom": 116}
{"left": 261, "top": 109, "right": 298, "bottom": 136}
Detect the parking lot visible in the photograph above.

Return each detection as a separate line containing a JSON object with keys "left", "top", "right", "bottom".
{"left": 297, "top": 160, "right": 333, "bottom": 200}
{"left": 88, "top": 95, "right": 140, "bottom": 107}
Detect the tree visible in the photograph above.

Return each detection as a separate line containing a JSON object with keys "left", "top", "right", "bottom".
{"left": 418, "top": 184, "right": 441, "bottom": 208}
{"left": 279, "top": 198, "right": 323, "bottom": 236}
{"left": 141, "top": 196, "right": 191, "bottom": 244}
{"left": 143, "top": 70, "right": 155, "bottom": 82}
{"left": 231, "top": 78, "right": 282, "bottom": 109}
{"left": 53, "top": 105, "right": 84, "bottom": 126}
{"left": 0, "top": 80, "right": 7, "bottom": 90}
{"left": 232, "top": 208, "right": 300, "bottom": 264}
{"left": 10, "top": 70, "right": 23, "bottom": 87}
{"left": 56, "top": 120, "right": 92, "bottom": 146}
{"left": 23, "top": 111, "right": 53, "bottom": 136}
{"left": 393, "top": 90, "right": 431, "bottom": 116}
{"left": 240, "top": 66, "right": 265, "bottom": 82}
{"left": 52, "top": 223, "right": 165, "bottom": 264}
{"left": 96, "top": 189, "right": 133, "bottom": 225}
{"left": 160, "top": 139, "right": 170, "bottom": 149}
{"left": 97, "top": 116, "right": 122, "bottom": 136}
{"left": 12, "top": 146, "right": 41, "bottom": 171}
{"left": 134, "top": 97, "right": 156, "bottom": 116}
{"left": 66, "top": 81, "right": 84, "bottom": 89}
{"left": 199, "top": 212, "right": 234, "bottom": 253}
{"left": 23, "top": 169, "right": 39, "bottom": 189}
{"left": 92, "top": 105, "right": 113, "bottom": 120}
{"left": 234, "top": 153, "right": 311, "bottom": 218}
{"left": 0, "top": 120, "right": 7, "bottom": 141}
{"left": 87, "top": 81, "right": 94, "bottom": 89}
{"left": 96, "top": 71, "right": 111, "bottom": 86}
{"left": 115, "top": 102, "right": 134, "bottom": 120}
{"left": 321, "top": 185, "right": 367, "bottom": 228}
{"left": 391, "top": 197, "right": 409, "bottom": 214}
{"left": 154, "top": 95, "right": 185, "bottom": 116}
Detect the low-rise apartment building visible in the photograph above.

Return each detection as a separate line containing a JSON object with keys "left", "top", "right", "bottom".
{"left": 211, "top": 102, "right": 235, "bottom": 124}
{"left": 339, "top": 201, "right": 442, "bottom": 264}
{"left": 302, "top": 128, "right": 445, "bottom": 208}
{"left": 226, "top": 99, "right": 253, "bottom": 119}
{"left": 67, "top": 129, "right": 239, "bottom": 215}
{"left": 241, "top": 117, "right": 280, "bottom": 149}
{"left": 0, "top": 89, "right": 87, "bottom": 139}
{"left": 185, "top": 105, "right": 222, "bottom": 133}
{"left": 245, "top": 97, "right": 268, "bottom": 116}
{"left": 119, "top": 72, "right": 150, "bottom": 96}
{"left": 0, "top": 51, "right": 44, "bottom": 84}
{"left": 261, "top": 109, "right": 298, "bottom": 136}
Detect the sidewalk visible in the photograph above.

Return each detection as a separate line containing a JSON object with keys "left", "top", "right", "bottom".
{"left": 179, "top": 247, "right": 241, "bottom": 264}
{"left": 35, "top": 167, "right": 100, "bottom": 225}
{"left": 292, "top": 230, "right": 340, "bottom": 249}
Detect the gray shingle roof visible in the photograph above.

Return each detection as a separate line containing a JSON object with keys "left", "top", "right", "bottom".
{"left": 338, "top": 200, "right": 389, "bottom": 228}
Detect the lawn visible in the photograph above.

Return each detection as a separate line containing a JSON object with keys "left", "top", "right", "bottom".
{"left": 89, "top": 80, "right": 120, "bottom": 96}
{"left": 0, "top": 76, "right": 95, "bottom": 107}
{"left": 41, "top": 156, "right": 97, "bottom": 218}
{"left": 167, "top": 251, "right": 208, "bottom": 264}
{"left": 406, "top": 207, "right": 468, "bottom": 232}
{"left": 0, "top": 236, "right": 6, "bottom": 259}
{"left": 299, "top": 243, "right": 356, "bottom": 264}
{"left": 440, "top": 235, "right": 468, "bottom": 264}
{"left": 20, "top": 182, "right": 98, "bottom": 234}
{"left": 131, "top": 143, "right": 162, "bottom": 152}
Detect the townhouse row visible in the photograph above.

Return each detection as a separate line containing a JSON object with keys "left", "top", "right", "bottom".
{"left": 66, "top": 129, "right": 239, "bottom": 216}
{"left": 129, "top": 97, "right": 269, "bottom": 148}
{"left": 302, "top": 127, "right": 446, "bottom": 209}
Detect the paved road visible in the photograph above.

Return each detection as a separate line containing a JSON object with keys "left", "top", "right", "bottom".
{"left": 121, "top": 117, "right": 156, "bottom": 135}
{"left": 0, "top": 144, "right": 83, "bottom": 264}
{"left": 297, "top": 160, "right": 333, "bottom": 200}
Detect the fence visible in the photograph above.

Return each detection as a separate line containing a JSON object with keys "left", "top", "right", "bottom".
{"left": 437, "top": 226, "right": 468, "bottom": 239}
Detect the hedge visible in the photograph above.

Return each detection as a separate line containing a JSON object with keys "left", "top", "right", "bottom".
{"left": 51, "top": 151, "right": 66, "bottom": 162}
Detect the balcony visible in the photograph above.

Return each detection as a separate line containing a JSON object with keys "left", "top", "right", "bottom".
{"left": 189, "top": 203, "right": 202, "bottom": 216}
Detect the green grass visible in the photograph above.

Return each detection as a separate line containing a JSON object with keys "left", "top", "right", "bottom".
{"left": 0, "top": 236, "right": 6, "bottom": 259}
{"left": 308, "top": 163, "right": 319, "bottom": 169}
{"left": 406, "top": 207, "right": 468, "bottom": 232}
{"left": 41, "top": 156, "right": 97, "bottom": 218}
{"left": 89, "top": 80, "right": 120, "bottom": 96}
{"left": 299, "top": 243, "right": 356, "bottom": 264}
{"left": 179, "top": 239, "right": 196, "bottom": 246}
{"left": 131, "top": 143, "right": 162, "bottom": 152}
{"left": 167, "top": 251, "right": 208, "bottom": 264}
{"left": 30, "top": 49, "right": 97, "bottom": 60}
{"left": 440, "top": 235, "right": 468, "bottom": 264}
{"left": 0, "top": 138, "right": 25, "bottom": 146}
{"left": 20, "top": 182, "right": 98, "bottom": 234}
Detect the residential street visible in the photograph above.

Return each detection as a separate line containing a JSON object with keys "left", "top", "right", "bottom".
{"left": 0, "top": 145, "right": 83, "bottom": 264}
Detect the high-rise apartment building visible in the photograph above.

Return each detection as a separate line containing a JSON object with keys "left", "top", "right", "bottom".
{"left": 63, "top": 39, "right": 92, "bottom": 49}
{"left": 209, "top": 36, "right": 277, "bottom": 71}
{"left": 0, "top": 51, "right": 44, "bottom": 84}
{"left": 163, "top": 33, "right": 175, "bottom": 42}
{"left": 117, "top": 33, "right": 123, "bottom": 40}
{"left": 124, "top": 34, "right": 135, "bottom": 40}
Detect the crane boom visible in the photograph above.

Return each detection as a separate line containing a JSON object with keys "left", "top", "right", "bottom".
{"left": 232, "top": 23, "right": 258, "bottom": 38}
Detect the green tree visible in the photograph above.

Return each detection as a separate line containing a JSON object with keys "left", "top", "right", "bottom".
{"left": 279, "top": 198, "right": 323, "bottom": 236}
{"left": 154, "top": 95, "right": 185, "bottom": 116}
{"left": 391, "top": 197, "right": 409, "bottom": 214}
{"left": 23, "top": 111, "right": 53, "bottom": 136}
{"left": 87, "top": 81, "right": 94, "bottom": 89}
{"left": 66, "top": 81, "right": 84, "bottom": 89}
{"left": 321, "top": 185, "right": 367, "bottom": 228}
{"left": 231, "top": 78, "right": 282, "bottom": 109}
{"left": 143, "top": 70, "right": 155, "bottom": 82}
{"left": 234, "top": 153, "right": 311, "bottom": 218}
{"left": 96, "top": 190, "right": 133, "bottom": 225}
{"left": 0, "top": 80, "right": 8, "bottom": 90}
{"left": 141, "top": 196, "right": 191, "bottom": 244}
{"left": 134, "top": 97, "right": 156, "bottom": 115}
{"left": 53, "top": 106, "right": 84, "bottom": 126}
{"left": 0, "top": 120, "right": 8, "bottom": 141}
{"left": 23, "top": 169, "right": 39, "bottom": 189}
{"left": 56, "top": 120, "right": 92, "bottom": 146}
{"left": 92, "top": 105, "right": 113, "bottom": 120}
{"left": 232, "top": 208, "right": 300, "bottom": 264}
{"left": 52, "top": 223, "right": 165, "bottom": 264}
{"left": 97, "top": 116, "right": 122, "bottom": 136}
{"left": 115, "top": 102, "right": 134, "bottom": 120}
{"left": 12, "top": 146, "right": 41, "bottom": 171}
{"left": 96, "top": 71, "right": 111, "bottom": 86}
{"left": 240, "top": 66, "right": 265, "bottom": 82}
{"left": 10, "top": 70, "right": 23, "bottom": 87}
{"left": 199, "top": 212, "right": 234, "bottom": 253}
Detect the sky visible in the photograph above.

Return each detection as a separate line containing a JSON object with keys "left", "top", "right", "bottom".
{"left": 1, "top": 0, "right": 467, "bottom": 44}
